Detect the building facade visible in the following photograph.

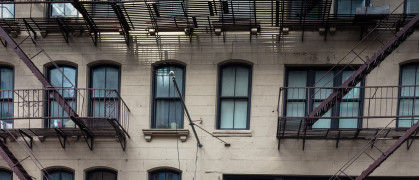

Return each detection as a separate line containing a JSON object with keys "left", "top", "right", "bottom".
{"left": 0, "top": 0, "right": 418, "bottom": 179}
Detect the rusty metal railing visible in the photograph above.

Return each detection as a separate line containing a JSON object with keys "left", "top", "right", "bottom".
{"left": 0, "top": 88, "right": 130, "bottom": 132}
{"left": 278, "top": 85, "right": 419, "bottom": 134}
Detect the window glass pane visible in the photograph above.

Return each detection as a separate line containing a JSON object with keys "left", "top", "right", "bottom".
{"left": 234, "top": 100, "right": 248, "bottom": 129}
{"left": 0, "top": 170, "right": 11, "bottom": 180}
{"left": 342, "top": 71, "right": 360, "bottom": 99}
{"left": 337, "top": 0, "right": 365, "bottom": 15}
{"left": 223, "top": 0, "right": 254, "bottom": 19}
{"left": 312, "top": 102, "right": 331, "bottom": 128}
{"left": 1, "top": 4, "right": 14, "bottom": 18}
{"left": 87, "top": 171, "right": 102, "bottom": 180}
{"left": 102, "top": 171, "right": 117, "bottom": 180}
{"left": 62, "top": 172, "right": 74, "bottom": 180}
{"left": 401, "top": 66, "right": 416, "bottom": 97}
{"left": 406, "top": 0, "right": 419, "bottom": 14}
{"left": 155, "top": 100, "right": 183, "bottom": 129}
{"left": 49, "top": 101, "right": 76, "bottom": 128}
{"left": 221, "top": 66, "right": 235, "bottom": 97}
{"left": 235, "top": 66, "right": 249, "bottom": 96}
{"left": 156, "top": 66, "right": 183, "bottom": 98}
{"left": 159, "top": 1, "right": 185, "bottom": 16}
{"left": 92, "top": 67, "right": 106, "bottom": 97}
{"left": 398, "top": 99, "right": 419, "bottom": 128}
{"left": 1, "top": 68, "right": 13, "bottom": 99}
{"left": 339, "top": 102, "right": 359, "bottom": 128}
{"left": 286, "top": 102, "right": 305, "bottom": 130}
{"left": 105, "top": 67, "right": 119, "bottom": 92}
{"left": 287, "top": 71, "right": 307, "bottom": 99}
{"left": 51, "top": 1, "right": 78, "bottom": 17}
{"left": 314, "top": 71, "right": 333, "bottom": 99}
{"left": 220, "top": 100, "right": 234, "bottom": 128}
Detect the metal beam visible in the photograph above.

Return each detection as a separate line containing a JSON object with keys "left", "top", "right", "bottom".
{"left": 0, "top": 139, "right": 32, "bottom": 180}
{"left": 111, "top": 3, "right": 130, "bottom": 46}
{"left": 71, "top": 0, "right": 98, "bottom": 46}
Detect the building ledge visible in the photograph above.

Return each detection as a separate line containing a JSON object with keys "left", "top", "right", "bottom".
{"left": 142, "top": 129, "right": 190, "bottom": 142}
{"left": 212, "top": 130, "right": 252, "bottom": 137}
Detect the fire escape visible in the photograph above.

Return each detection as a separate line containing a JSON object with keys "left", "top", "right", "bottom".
{"left": 277, "top": 0, "right": 419, "bottom": 179}
{"left": 0, "top": 1, "right": 133, "bottom": 179}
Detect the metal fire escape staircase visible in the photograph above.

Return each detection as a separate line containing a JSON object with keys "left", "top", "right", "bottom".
{"left": 302, "top": 11, "right": 419, "bottom": 180}
{"left": 0, "top": 19, "right": 130, "bottom": 179}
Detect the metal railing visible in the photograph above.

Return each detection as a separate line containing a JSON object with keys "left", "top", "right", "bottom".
{"left": 0, "top": 88, "right": 130, "bottom": 131}
{"left": 278, "top": 85, "right": 419, "bottom": 133}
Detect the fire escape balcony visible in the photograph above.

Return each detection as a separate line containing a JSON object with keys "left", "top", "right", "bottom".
{"left": 0, "top": 88, "right": 130, "bottom": 150}
{"left": 277, "top": 85, "right": 419, "bottom": 146}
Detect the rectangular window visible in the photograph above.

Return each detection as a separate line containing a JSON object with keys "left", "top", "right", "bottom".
{"left": 217, "top": 63, "right": 252, "bottom": 130}
{"left": 152, "top": 65, "right": 185, "bottom": 129}
{"left": 0, "top": 1, "right": 14, "bottom": 18}
{"left": 406, "top": 0, "right": 419, "bottom": 14}
{"left": 0, "top": 67, "right": 13, "bottom": 129}
{"left": 46, "top": 65, "right": 77, "bottom": 128}
{"left": 336, "top": 0, "right": 365, "bottom": 15}
{"left": 50, "top": 0, "right": 78, "bottom": 17}
{"left": 90, "top": 65, "right": 120, "bottom": 123}
{"left": 221, "top": 0, "right": 255, "bottom": 20}
{"left": 398, "top": 64, "right": 419, "bottom": 128}
{"left": 157, "top": 0, "right": 186, "bottom": 17}
{"left": 284, "top": 67, "right": 363, "bottom": 130}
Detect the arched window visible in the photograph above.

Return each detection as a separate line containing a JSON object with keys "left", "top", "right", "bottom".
{"left": 0, "top": 66, "right": 14, "bottom": 129}
{"left": 152, "top": 63, "right": 185, "bottom": 129}
{"left": 149, "top": 169, "right": 181, "bottom": 180}
{"left": 0, "top": 168, "right": 12, "bottom": 180}
{"left": 89, "top": 64, "right": 121, "bottom": 121}
{"left": 217, "top": 63, "right": 252, "bottom": 129}
{"left": 44, "top": 168, "right": 74, "bottom": 180}
{"left": 86, "top": 169, "right": 117, "bottom": 180}
{"left": 46, "top": 64, "right": 77, "bottom": 128}
{"left": 398, "top": 63, "right": 419, "bottom": 127}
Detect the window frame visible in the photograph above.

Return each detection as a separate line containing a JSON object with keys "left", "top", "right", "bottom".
{"left": 48, "top": 0, "right": 79, "bottom": 18}
{"left": 397, "top": 63, "right": 419, "bottom": 128}
{"left": 283, "top": 66, "right": 365, "bottom": 129}
{"left": 0, "top": 168, "right": 12, "bottom": 180}
{"left": 88, "top": 63, "right": 121, "bottom": 120}
{"left": 334, "top": 0, "right": 367, "bottom": 16}
{"left": 148, "top": 169, "right": 181, "bottom": 180}
{"left": 44, "top": 64, "right": 78, "bottom": 128}
{"left": 43, "top": 168, "right": 74, "bottom": 180}
{"left": 216, "top": 62, "right": 252, "bottom": 130}
{"left": 151, "top": 63, "right": 186, "bottom": 129}
{"left": 404, "top": 0, "right": 419, "bottom": 14}
{"left": 85, "top": 168, "right": 117, "bottom": 180}
{"left": 0, "top": 65, "right": 14, "bottom": 129}
{"left": 0, "top": 0, "right": 15, "bottom": 19}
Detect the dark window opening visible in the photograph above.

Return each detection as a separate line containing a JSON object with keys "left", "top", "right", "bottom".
{"left": 217, "top": 63, "right": 252, "bottom": 130}
{"left": 46, "top": 65, "right": 77, "bottom": 128}
{"left": 86, "top": 169, "right": 117, "bottom": 180}
{"left": 89, "top": 65, "right": 121, "bottom": 121}
{"left": 44, "top": 168, "right": 74, "bottom": 180}
{"left": 152, "top": 64, "right": 185, "bottom": 129}
{"left": 284, "top": 67, "right": 364, "bottom": 130}
{"left": 149, "top": 169, "right": 181, "bottom": 180}
{"left": 0, "top": 0, "right": 14, "bottom": 18}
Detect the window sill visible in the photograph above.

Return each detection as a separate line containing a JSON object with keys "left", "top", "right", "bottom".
{"left": 142, "top": 129, "right": 190, "bottom": 142}
{"left": 212, "top": 130, "right": 252, "bottom": 137}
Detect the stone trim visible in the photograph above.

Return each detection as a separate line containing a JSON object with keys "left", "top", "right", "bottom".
{"left": 142, "top": 129, "right": 190, "bottom": 142}
{"left": 212, "top": 130, "right": 252, "bottom": 137}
